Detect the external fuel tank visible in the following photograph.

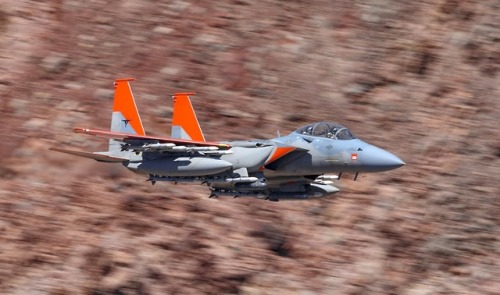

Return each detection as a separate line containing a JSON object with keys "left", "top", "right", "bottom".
{"left": 126, "top": 157, "right": 233, "bottom": 176}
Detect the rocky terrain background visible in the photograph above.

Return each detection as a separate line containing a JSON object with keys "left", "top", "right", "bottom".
{"left": 0, "top": 0, "right": 499, "bottom": 294}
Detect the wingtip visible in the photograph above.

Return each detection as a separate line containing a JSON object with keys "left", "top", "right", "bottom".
{"left": 73, "top": 127, "right": 89, "bottom": 133}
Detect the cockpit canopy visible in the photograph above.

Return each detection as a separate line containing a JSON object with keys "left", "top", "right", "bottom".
{"left": 295, "top": 122, "right": 356, "bottom": 140}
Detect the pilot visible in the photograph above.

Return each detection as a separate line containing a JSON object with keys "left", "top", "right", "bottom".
{"left": 304, "top": 126, "right": 313, "bottom": 135}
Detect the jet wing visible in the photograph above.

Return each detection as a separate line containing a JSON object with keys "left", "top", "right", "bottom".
{"left": 50, "top": 147, "right": 128, "bottom": 162}
{"left": 74, "top": 128, "right": 231, "bottom": 149}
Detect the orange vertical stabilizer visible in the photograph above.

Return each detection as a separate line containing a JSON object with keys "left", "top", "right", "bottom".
{"left": 171, "top": 92, "right": 205, "bottom": 141}
{"left": 112, "top": 78, "right": 145, "bottom": 136}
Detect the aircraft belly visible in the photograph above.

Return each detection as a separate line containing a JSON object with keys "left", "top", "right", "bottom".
{"left": 126, "top": 157, "right": 232, "bottom": 176}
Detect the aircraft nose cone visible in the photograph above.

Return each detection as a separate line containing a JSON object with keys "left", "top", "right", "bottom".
{"left": 361, "top": 145, "right": 405, "bottom": 172}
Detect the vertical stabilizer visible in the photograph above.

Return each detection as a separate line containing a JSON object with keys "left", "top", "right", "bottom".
{"left": 171, "top": 93, "right": 205, "bottom": 141}
{"left": 109, "top": 78, "right": 145, "bottom": 153}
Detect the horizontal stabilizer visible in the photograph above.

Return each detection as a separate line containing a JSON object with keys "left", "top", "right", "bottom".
{"left": 50, "top": 147, "right": 128, "bottom": 162}
{"left": 74, "top": 128, "right": 231, "bottom": 149}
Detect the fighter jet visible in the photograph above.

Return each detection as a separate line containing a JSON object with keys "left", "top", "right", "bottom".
{"left": 52, "top": 78, "right": 404, "bottom": 201}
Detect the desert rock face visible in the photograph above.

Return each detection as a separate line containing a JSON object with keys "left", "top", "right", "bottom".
{"left": 1, "top": 1, "right": 499, "bottom": 294}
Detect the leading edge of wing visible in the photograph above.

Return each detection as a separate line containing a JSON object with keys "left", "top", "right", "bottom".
{"left": 74, "top": 128, "right": 231, "bottom": 149}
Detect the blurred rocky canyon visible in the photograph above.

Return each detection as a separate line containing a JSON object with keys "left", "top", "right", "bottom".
{"left": 0, "top": 1, "right": 499, "bottom": 294}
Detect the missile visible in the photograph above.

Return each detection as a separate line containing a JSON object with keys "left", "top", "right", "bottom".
{"left": 147, "top": 176, "right": 204, "bottom": 183}
{"left": 123, "top": 143, "right": 222, "bottom": 153}
{"left": 209, "top": 182, "right": 339, "bottom": 201}
{"left": 170, "top": 146, "right": 187, "bottom": 151}
{"left": 208, "top": 190, "right": 321, "bottom": 200}
{"left": 225, "top": 177, "right": 259, "bottom": 183}
{"left": 313, "top": 175, "right": 339, "bottom": 185}
{"left": 123, "top": 143, "right": 176, "bottom": 152}
{"left": 146, "top": 175, "right": 261, "bottom": 184}
{"left": 316, "top": 175, "right": 339, "bottom": 180}
{"left": 146, "top": 143, "right": 176, "bottom": 149}
{"left": 168, "top": 146, "right": 220, "bottom": 152}
{"left": 209, "top": 190, "right": 263, "bottom": 198}
{"left": 201, "top": 150, "right": 233, "bottom": 155}
{"left": 190, "top": 146, "right": 219, "bottom": 151}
